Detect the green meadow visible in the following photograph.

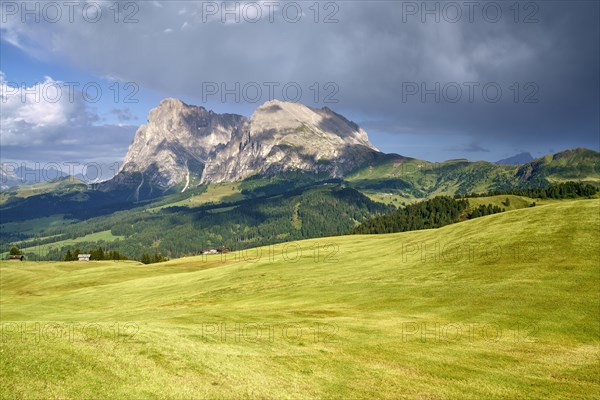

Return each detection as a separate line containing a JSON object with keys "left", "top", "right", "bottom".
{"left": 1, "top": 199, "right": 598, "bottom": 399}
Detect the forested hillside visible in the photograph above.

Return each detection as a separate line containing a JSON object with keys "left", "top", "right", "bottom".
{"left": 4, "top": 185, "right": 391, "bottom": 261}
{"left": 350, "top": 182, "right": 597, "bottom": 235}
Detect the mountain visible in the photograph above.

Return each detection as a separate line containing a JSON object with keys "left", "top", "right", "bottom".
{"left": 2, "top": 96, "right": 597, "bottom": 264}
{"left": 113, "top": 98, "right": 247, "bottom": 195}
{"left": 496, "top": 152, "right": 534, "bottom": 165}
{"left": 105, "top": 99, "right": 599, "bottom": 201}
{"left": 0, "top": 164, "right": 19, "bottom": 190}
{"left": 108, "top": 99, "right": 380, "bottom": 197}
{"left": 201, "top": 100, "right": 379, "bottom": 183}
{"left": 515, "top": 147, "right": 600, "bottom": 185}
{"left": 345, "top": 148, "right": 599, "bottom": 196}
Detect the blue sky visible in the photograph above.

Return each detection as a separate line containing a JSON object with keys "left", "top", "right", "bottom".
{"left": 1, "top": 0, "right": 598, "bottom": 169}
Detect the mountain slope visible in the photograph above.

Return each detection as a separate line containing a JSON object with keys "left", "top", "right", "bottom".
{"left": 516, "top": 147, "right": 600, "bottom": 185}
{"left": 2, "top": 199, "right": 598, "bottom": 399}
{"left": 347, "top": 148, "right": 600, "bottom": 196}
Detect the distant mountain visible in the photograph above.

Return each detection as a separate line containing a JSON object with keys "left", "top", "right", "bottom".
{"left": 106, "top": 99, "right": 380, "bottom": 198}
{"left": 345, "top": 148, "right": 600, "bottom": 195}
{"left": 1, "top": 164, "right": 118, "bottom": 190}
{"left": 0, "top": 175, "right": 87, "bottom": 207}
{"left": 515, "top": 147, "right": 600, "bottom": 186}
{"left": 102, "top": 99, "right": 600, "bottom": 201}
{"left": 496, "top": 152, "right": 534, "bottom": 165}
{"left": 0, "top": 164, "right": 19, "bottom": 190}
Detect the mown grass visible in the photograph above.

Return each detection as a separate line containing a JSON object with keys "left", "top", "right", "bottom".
{"left": 0, "top": 199, "right": 598, "bottom": 399}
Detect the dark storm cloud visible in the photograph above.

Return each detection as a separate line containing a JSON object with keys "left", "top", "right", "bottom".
{"left": 2, "top": 0, "right": 598, "bottom": 160}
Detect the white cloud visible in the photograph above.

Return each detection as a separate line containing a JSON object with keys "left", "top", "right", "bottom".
{"left": 1, "top": 75, "right": 79, "bottom": 142}
{"left": 0, "top": 72, "right": 135, "bottom": 163}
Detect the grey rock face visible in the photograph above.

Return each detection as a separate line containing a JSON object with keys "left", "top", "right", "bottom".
{"left": 201, "top": 100, "right": 379, "bottom": 183}
{"left": 119, "top": 98, "right": 247, "bottom": 189}
{"left": 116, "top": 99, "right": 380, "bottom": 192}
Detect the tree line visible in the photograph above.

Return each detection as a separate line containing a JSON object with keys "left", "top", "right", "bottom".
{"left": 350, "top": 181, "right": 597, "bottom": 236}
{"left": 456, "top": 181, "right": 598, "bottom": 199}
{"left": 350, "top": 196, "right": 470, "bottom": 235}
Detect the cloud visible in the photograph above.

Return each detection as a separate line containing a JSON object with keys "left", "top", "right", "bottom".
{"left": 0, "top": 72, "right": 135, "bottom": 163}
{"left": 461, "top": 143, "right": 490, "bottom": 153}
{"left": 1, "top": 1, "right": 598, "bottom": 157}
{"left": 110, "top": 107, "right": 136, "bottom": 123}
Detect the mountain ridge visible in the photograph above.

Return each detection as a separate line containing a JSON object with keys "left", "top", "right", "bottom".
{"left": 110, "top": 99, "right": 381, "bottom": 195}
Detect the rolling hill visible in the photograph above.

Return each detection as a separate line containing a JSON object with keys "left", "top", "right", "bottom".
{"left": 1, "top": 199, "right": 598, "bottom": 399}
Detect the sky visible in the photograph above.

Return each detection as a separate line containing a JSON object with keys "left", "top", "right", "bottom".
{"left": 1, "top": 0, "right": 599, "bottom": 176}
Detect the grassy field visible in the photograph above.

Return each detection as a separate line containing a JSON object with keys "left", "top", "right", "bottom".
{"left": 1, "top": 199, "right": 598, "bottom": 399}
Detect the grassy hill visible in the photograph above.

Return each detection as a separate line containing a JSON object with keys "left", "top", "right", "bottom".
{"left": 346, "top": 148, "right": 600, "bottom": 198}
{"left": 1, "top": 199, "right": 598, "bottom": 399}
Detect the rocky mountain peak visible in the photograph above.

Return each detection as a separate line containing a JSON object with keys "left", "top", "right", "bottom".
{"left": 112, "top": 99, "right": 380, "bottom": 197}
{"left": 117, "top": 100, "right": 247, "bottom": 193}
{"left": 250, "top": 100, "right": 376, "bottom": 148}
